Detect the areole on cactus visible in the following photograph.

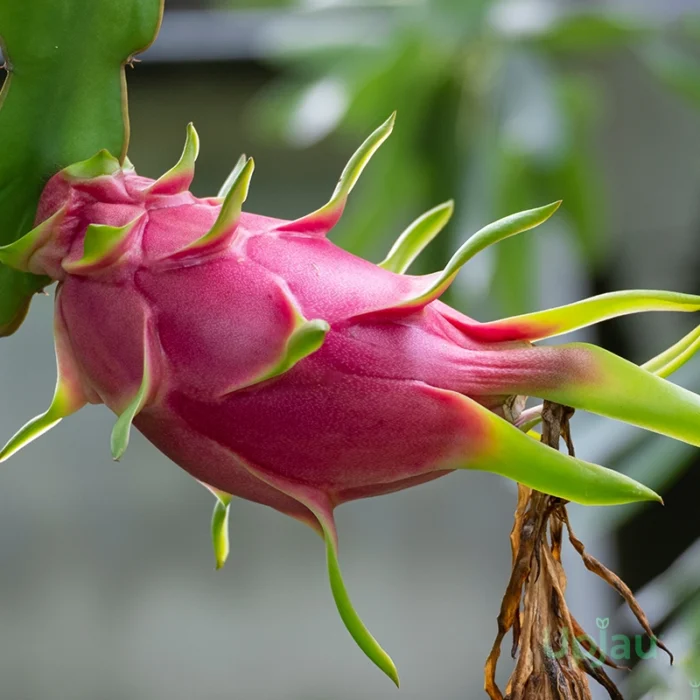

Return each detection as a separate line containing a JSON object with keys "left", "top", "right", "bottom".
{"left": 1, "top": 113, "right": 700, "bottom": 685}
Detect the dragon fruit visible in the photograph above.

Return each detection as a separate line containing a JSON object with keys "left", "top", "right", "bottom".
{"left": 1, "top": 115, "right": 700, "bottom": 684}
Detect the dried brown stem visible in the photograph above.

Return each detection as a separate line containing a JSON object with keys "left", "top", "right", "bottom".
{"left": 484, "top": 401, "right": 670, "bottom": 700}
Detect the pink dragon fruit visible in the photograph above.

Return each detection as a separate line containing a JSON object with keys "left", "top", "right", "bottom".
{"left": 2, "top": 115, "right": 700, "bottom": 684}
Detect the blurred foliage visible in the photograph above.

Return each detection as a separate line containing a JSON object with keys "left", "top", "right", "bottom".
{"left": 254, "top": 0, "right": 700, "bottom": 318}
{"left": 252, "top": 1, "right": 700, "bottom": 696}
{"left": 215, "top": 0, "right": 292, "bottom": 7}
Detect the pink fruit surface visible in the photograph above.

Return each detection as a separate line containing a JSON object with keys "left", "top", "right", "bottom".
{"left": 2, "top": 117, "right": 700, "bottom": 683}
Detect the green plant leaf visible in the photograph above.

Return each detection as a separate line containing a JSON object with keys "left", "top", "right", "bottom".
{"left": 532, "top": 11, "right": 649, "bottom": 53}
{"left": 0, "top": 0, "right": 163, "bottom": 335}
{"left": 639, "top": 41, "right": 700, "bottom": 109}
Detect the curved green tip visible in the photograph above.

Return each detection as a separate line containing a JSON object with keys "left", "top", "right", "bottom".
{"left": 150, "top": 122, "right": 200, "bottom": 194}
{"left": 64, "top": 216, "right": 143, "bottom": 273}
{"left": 390, "top": 201, "right": 562, "bottom": 311}
{"left": 279, "top": 113, "right": 396, "bottom": 235}
{"left": 211, "top": 495, "right": 232, "bottom": 570}
{"left": 179, "top": 157, "right": 254, "bottom": 255}
{"left": 110, "top": 327, "right": 154, "bottom": 460}
{"left": 0, "top": 209, "right": 64, "bottom": 273}
{"left": 323, "top": 528, "right": 400, "bottom": 686}
{"left": 456, "top": 390, "right": 661, "bottom": 506}
{"left": 380, "top": 200, "right": 455, "bottom": 274}
{"left": 642, "top": 324, "right": 700, "bottom": 378}
{"left": 533, "top": 343, "right": 700, "bottom": 451}
{"left": 226, "top": 466, "right": 400, "bottom": 685}
{"left": 448, "top": 200, "right": 561, "bottom": 273}
{"left": 327, "top": 112, "right": 396, "bottom": 207}
{"left": 0, "top": 408, "right": 63, "bottom": 464}
{"left": 265, "top": 318, "right": 330, "bottom": 381}
{"left": 515, "top": 324, "right": 700, "bottom": 434}
{"left": 0, "top": 308, "right": 88, "bottom": 462}
{"left": 218, "top": 154, "right": 248, "bottom": 199}
{"left": 485, "top": 290, "right": 700, "bottom": 342}
{"left": 111, "top": 379, "right": 149, "bottom": 460}
{"left": 235, "top": 317, "right": 330, "bottom": 391}
{"left": 111, "top": 408, "right": 137, "bottom": 461}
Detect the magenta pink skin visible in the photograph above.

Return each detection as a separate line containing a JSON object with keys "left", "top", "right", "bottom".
{"left": 33, "top": 167, "right": 582, "bottom": 526}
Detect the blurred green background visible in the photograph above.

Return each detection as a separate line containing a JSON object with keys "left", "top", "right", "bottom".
{"left": 2, "top": 0, "right": 700, "bottom": 698}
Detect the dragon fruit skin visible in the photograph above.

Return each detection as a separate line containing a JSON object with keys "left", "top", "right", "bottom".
{"left": 3, "top": 116, "right": 700, "bottom": 684}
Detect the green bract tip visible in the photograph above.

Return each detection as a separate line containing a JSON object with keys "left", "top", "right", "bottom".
{"left": 150, "top": 123, "right": 200, "bottom": 195}
{"left": 63, "top": 150, "right": 122, "bottom": 180}
{"left": 177, "top": 157, "right": 255, "bottom": 256}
